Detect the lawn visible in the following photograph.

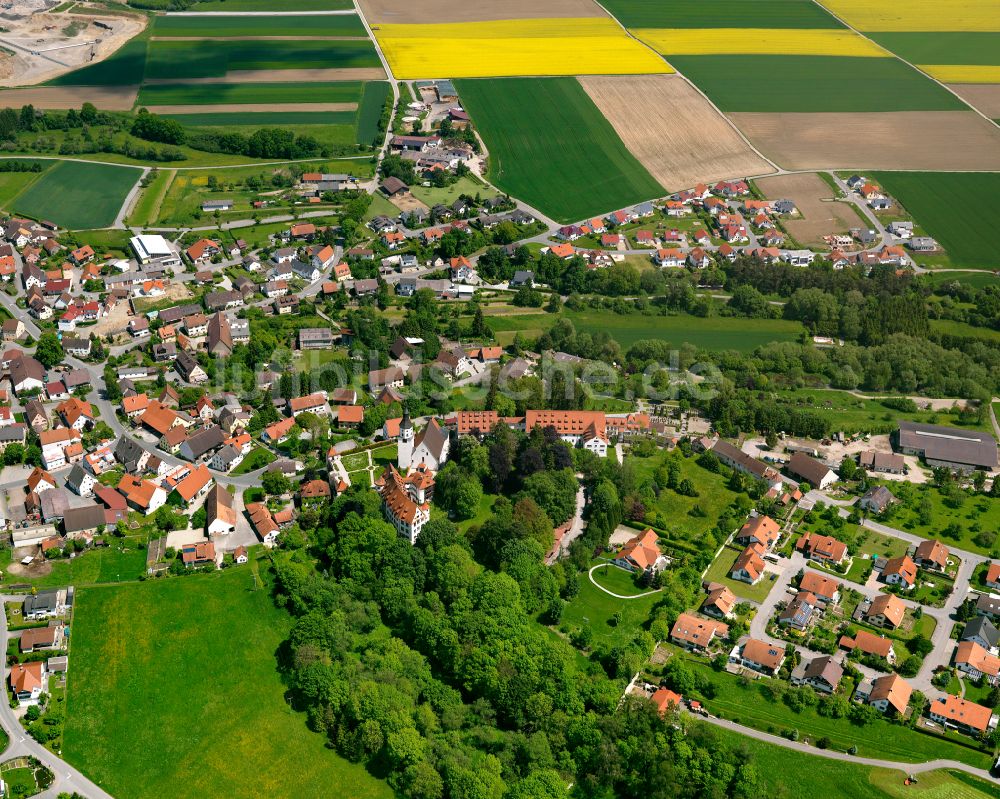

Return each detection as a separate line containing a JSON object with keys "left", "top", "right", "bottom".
{"left": 151, "top": 13, "right": 367, "bottom": 37}
{"left": 129, "top": 168, "right": 173, "bottom": 227}
{"left": 13, "top": 160, "right": 140, "bottom": 229}
{"left": 591, "top": 563, "right": 652, "bottom": 597}
{"left": 601, "top": 0, "right": 843, "bottom": 28}
{"left": 356, "top": 81, "right": 391, "bottom": 146}
{"left": 627, "top": 453, "right": 741, "bottom": 539}
{"left": 667, "top": 55, "right": 966, "bottom": 112}
{"left": 882, "top": 482, "right": 1000, "bottom": 557}
{"left": 931, "top": 319, "right": 1000, "bottom": 344}
{"left": 137, "top": 81, "right": 364, "bottom": 106}
{"left": 144, "top": 40, "right": 380, "bottom": 80}
{"left": 702, "top": 545, "right": 778, "bottom": 602}
{"left": 231, "top": 446, "right": 276, "bottom": 475}
{"left": 680, "top": 655, "right": 993, "bottom": 769}
{"left": 871, "top": 172, "right": 1000, "bottom": 268}
{"left": 0, "top": 165, "right": 49, "bottom": 211}
{"left": 561, "top": 562, "right": 662, "bottom": 648}
{"left": 409, "top": 175, "right": 497, "bottom": 207}
{"left": 565, "top": 310, "right": 803, "bottom": 351}
{"left": 922, "top": 270, "right": 1000, "bottom": 289}
{"left": 0, "top": 547, "right": 147, "bottom": 590}
{"left": 63, "top": 565, "right": 393, "bottom": 799}
{"left": 710, "top": 726, "right": 997, "bottom": 799}
{"left": 456, "top": 77, "right": 665, "bottom": 223}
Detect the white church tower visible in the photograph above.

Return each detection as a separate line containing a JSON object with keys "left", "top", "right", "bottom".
{"left": 397, "top": 407, "right": 414, "bottom": 471}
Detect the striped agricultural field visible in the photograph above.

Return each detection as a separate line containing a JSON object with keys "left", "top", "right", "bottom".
{"left": 635, "top": 27, "right": 888, "bottom": 57}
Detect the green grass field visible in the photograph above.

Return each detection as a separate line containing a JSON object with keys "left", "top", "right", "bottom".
{"left": 931, "top": 319, "right": 1000, "bottom": 343}
{"left": 561, "top": 562, "right": 662, "bottom": 647}
{"left": 882, "top": 482, "right": 1000, "bottom": 557}
{"left": 144, "top": 39, "right": 380, "bottom": 80}
{"left": 162, "top": 110, "right": 354, "bottom": 127}
{"left": 0, "top": 165, "right": 50, "bottom": 211}
{"left": 191, "top": 0, "right": 354, "bottom": 9}
{"left": 137, "top": 80, "right": 364, "bottom": 106}
{"left": 129, "top": 169, "right": 173, "bottom": 226}
{"left": 565, "top": 310, "right": 803, "bottom": 350}
{"left": 871, "top": 172, "right": 1000, "bottom": 268}
{"left": 702, "top": 545, "right": 778, "bottom": 602}
{"left": 668, "top": 55, "right": 967, "bottom": 112}
{"left": 0, "top": 546, "right": 147, "bottom": 589}
{"left": 680, "top": 655, "right": 992, "bottom": 768}
{"left": 456, "top": 77, "right": 664, "bottom": 223}
{"left": 602, "top": 0, "right": 842, "bottom": 28}
{"left": 151, "top": 13, "right": 366, "bottom": 37}
{"left": 63, "top": 566, "right": 393, "bottom": 799}
{"left": 868, "top": 32, "right": 1000, "bottom": 66}
{"left": 922, "top": 270, "right": 1000, "bottom": 289}
{"left": 13, "top": 160, "right": 140, "bottom": 229}
{"left": 47, "top": 34, "right": 149, "bottom": 86}
{"left": 356, "top": 80, "right": 391, "bottom": 145}
{"left": 410, "top": 175, "right": 496, "bottom": 206}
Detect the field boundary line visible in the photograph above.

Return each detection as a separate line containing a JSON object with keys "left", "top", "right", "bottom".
{"left": 809, "top": 0, "right": 1000, "bottom": 130}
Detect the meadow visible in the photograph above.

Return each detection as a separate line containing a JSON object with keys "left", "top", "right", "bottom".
{"left": 161, "top": 111, "right": 355, "bottom": 127}
{"left": 456, "top": 77, "right": 664, "bottom": 222}
{"left": 137, "top": 80, "right": 364, "bottom": 106}
{"left": 144, "top": 40, "right": 380, "bottom": 80}
{"left": 0, "top": 547, "right": 146, "bottom": 589}
{"left": 561, "top": 562, "right": 663, "bottom": 647}
{"left": 871, "top": 172, "right": 1000, "bottom": 267}
{"left": 601, "top": 0, "right": 842, "bottom": 28}
{"left": 667, "top": 55, "right": 967, "bottom": 112}
{"left": 63, "top": 565, "right": 393, "bottom": 799}
{"left": 564, "top": 310, "right": 803, "bottom": 350}
{"left": 150, "top": 13, "right": 367, "bottom": 37}
{"left": 356, "top": 81, "right": 392, "bottom": 145}
{"left": 130, "top": 169, "right": 173, "bottom": 226}
{"left": 13, "top": 160, "right": 140, "bottom": 229}
{"left": 376, "top": 17, "right": 670, "bottom": 79}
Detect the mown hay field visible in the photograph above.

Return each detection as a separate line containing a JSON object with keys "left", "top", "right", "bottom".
{"left": 14, "top": 160, "right": 140, "bottom": 229}
{"left": 601, "top": 0, "right": 842, "bottom": 28}
{"left": 578, "top": 74, "right": 773, "bottom": 191}
{"left": 869, "top": 172, "right": 1000, "bottom": 268}
{"left": 375, "top": 18, "right": 671, "bottom": 79}
{"left": 667, "top": 55, "right": 967, "bottom": 111}
{"left": 456, "top": 77, "right": 664, "bottom": 222}
{"left": 816, "top": 0, "right": 1000, "bottom": 31}
{"left": 150, "top": 13, "right": 367, "bottom": 37}
{"left": 637, "top": 27, "right": 888, "bottom": 57}
{"left": 137, "top": 80, "right": 365, "bottom": 106}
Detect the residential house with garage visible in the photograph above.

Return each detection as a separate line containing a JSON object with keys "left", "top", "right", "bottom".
{"left": 669, "top": 612, "right": 728, "bottom": 653}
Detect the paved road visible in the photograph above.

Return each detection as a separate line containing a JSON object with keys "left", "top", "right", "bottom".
{"left": 0, "top": 596, "right": 116, "bottom": 799}
{"left": 696, "top": 714, "right": 998, "bottom": 783}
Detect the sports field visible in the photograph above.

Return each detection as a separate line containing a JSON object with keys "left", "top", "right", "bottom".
{"left": 150, "top": 13, "right": 367, "bottom": 37}
{"left": 457, "top": 77, "right": 663, "bottom": 222}
{"left": 13, "top": 161, "right": 140, "bottom": 229}
{"left": 870, "top": 172, "right": 1000, "bottom": 267}
{"left": 667, "top": 55, "right": 967, "bottom": 111}
{"left": 137, "top": 80, "right": 364, "bottom": 106}
{"left": 63, "top": 567, "right": 393, "bottom": 799}
{"left": 375, "top": 17, "right": 670, "bottom": 79}
{"left": 602, "top": 0, "right": 842, "bottom": 28}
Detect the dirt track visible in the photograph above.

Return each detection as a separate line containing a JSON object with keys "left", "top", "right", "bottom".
{"left": 756, "top": 172, "right": 859, "bottom": 247}
{"left": 142, "top": 67, "right": 385, "bottom": 83}
{"left": 947, "top": 84, "right": 1000, "bottom": 117}
{"left": 730, "top": 110, "right": 1000, "bottom": 170}
{"left": 0, "top": 85, "right": 138, "bottom": 110}
{"left": 359, "top": 0, "right": 606, "bottom": 23}
{"left": 579, "top": 74, "right": 774, "bottom": 192}
{"left": 145, "top": 102, "right": 358, "bottom": 114}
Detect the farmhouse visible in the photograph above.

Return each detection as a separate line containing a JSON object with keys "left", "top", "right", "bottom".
{"left": 787, "top": 452, "right": 837, "bottom": 489}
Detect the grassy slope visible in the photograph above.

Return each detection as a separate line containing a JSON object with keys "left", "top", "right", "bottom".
{"left": 63, "top": 566, "right": 392, "bottom": 799}
{"left": 13, "top": 160, "right": 140, "bottom": 229}
{"left": 150, "top": 13, "right": 366, "bottom": 37}
{"left": 601, "top": 0, "right": 843, "bottom": 28}
{"left": 871, "top": 172, "right": 1000, "bottom": 268}
{"left": 668, "top": 55, "right": 967, "bottom": 112}
{"left": 868, "top": 32, "right": 1000, "bottom": 66}
{"left": 137, "top": 80, "right": 364, "bottom": 106}
{"left": 456, "top": 77, "right": 664, "bottom": 223}
{"left": 561, "top": 563, "right": 662, "bottom": 647}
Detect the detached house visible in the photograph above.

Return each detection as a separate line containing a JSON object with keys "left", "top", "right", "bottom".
{"left": 612, "top": 528, "right": 667, "bottom": 576}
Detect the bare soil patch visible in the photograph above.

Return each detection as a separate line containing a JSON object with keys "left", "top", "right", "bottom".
{"left": 0, "top": 7, "right": 146, "bottom": 87}
{"left": 730, "top": 111, "right": 1000, "bottom": 170}
{"left": 0, "top": 85, "right": 137, "bottom": 109}
{"left": 756, "top": 172, "right": 859, "bottom": 247}
{"left": 388, "top": 192, "right": 429, "bottom": 216}
{"left": 579, "top": 74, "right": 774, "bottom": 192}
{"left": 359, "top": 0, "right": 606, "bottom": 24}
{"left": 946, "top": 84, "right": 1000, "bottom": 118}
{"left": 7, "top": 559, "right": 52, "bottom": 579}
{"left": 143, "top": 67, "right": 385, "bottom": 83}
{"left": 146, "top": 102, "right": 358, "bottom": 114}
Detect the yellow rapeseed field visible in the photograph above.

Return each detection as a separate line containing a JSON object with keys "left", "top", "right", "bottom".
{"left": 817, "top": 0, "right": 1000, "bottom": 31}
{"left": 373, "top": 18, "right": 672, "bottom": 79}
{"left": 634, "top": 28, "right": 889, "bottom": 57}
{"left": 919, "top": 64, "right": 1000, "bottom": 83}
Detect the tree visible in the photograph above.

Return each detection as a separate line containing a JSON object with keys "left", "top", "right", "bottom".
{"left": 453, "top": 476, "right": 483, "bottom": 520}
{"left": 2, "top": 443, "right": 24, "bottom": 465}
{"left": 262, "top": 470, "right": 291, "bottom": 496}
{"left": 34, "top": 332, "right": 64, "bottom": 369}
